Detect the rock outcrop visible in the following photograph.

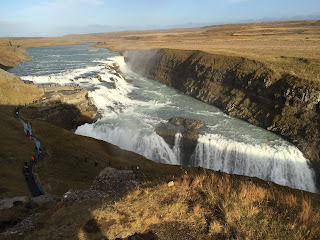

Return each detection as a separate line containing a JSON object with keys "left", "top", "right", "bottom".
{"left": 124, "top": 49, "right": 320, "bottom": 188}
{"left": 63, "top": 167, "right": 141, "bottom": 204}
{"left": 3, "top": 214, "right": 39, "bottom": 236}
{"left": 21, "top": 85, "right": 99, "bottom": 131}
{"left": 0, "top": 196, "right": 29, "bottom": 210}
{"left": 90, "top": 167, "right": 141, "bottom": 194}
{"left": 156, "top": 118, "right": 205, "bottom": 166}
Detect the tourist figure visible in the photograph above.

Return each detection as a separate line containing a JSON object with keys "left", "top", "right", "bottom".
{"left": 39, "top": 188, "right": 43, "bottom": 195}
{"left": 94, "top": 161, "right": 98, "bottom": 167}
{"left": 25, "top": 172, "right": 29, "bottom": 181}
{"left": 31, "top": 156, "right": 35, "bottom": 162}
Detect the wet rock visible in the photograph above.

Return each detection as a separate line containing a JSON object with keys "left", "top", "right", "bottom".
{"left": 97, "top": 75, "right": 106, "bottom": 82}
{"left": 169, "top": 118, "right": 205, "bottom": 130}
{"left": 155, "top": 125, "right": 178, "bottom": 148}
{"left": 156, "top": 118, "right": 205, "bottom": 166}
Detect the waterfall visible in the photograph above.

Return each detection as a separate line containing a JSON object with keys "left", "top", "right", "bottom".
{"left": 76, "top": 124, "right": 180, "bottom": 165}
{"left": 173, "top": 133, "right": 182, "bottom": 163}
{"left": 11, "top": 45, "right": 317, "bottom": 194}
{"left": 193, "top": 134, "right": 317, "bottom": 193}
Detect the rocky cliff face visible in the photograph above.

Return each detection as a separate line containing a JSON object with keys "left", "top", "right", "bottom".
{"left": 156, "top": 118, "right": 205, "bottom": 166}
{"left": 124, "top": 49, "right": 320, "bottom": 188}
{"left": 21, "top": 86, "right": 99, "bottom": 131}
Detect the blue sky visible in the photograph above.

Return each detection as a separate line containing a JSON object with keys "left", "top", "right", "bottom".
{"left": 0, "top": 0, "right": 319, "bottom": 37}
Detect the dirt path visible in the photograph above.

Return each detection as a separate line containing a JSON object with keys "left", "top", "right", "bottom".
{"left": 15, "top": 106, "right": 43, "bottom": 197}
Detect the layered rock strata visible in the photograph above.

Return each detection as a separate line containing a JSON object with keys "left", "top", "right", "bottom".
{"left": 124, "top": 48, "right": 320, "bottom": 188}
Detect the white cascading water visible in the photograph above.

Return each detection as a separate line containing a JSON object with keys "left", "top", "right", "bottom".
{"left": 76, "top": 124, "right": 180, "bottom": 165}
{"left": 173, "top": 133, "right": 182, "bottom": 163}
{"left": 9, "top": 45, "right": 318, "bottom": 193}
{"left": 193, "top": 134, "right": 316, "bottom": 192}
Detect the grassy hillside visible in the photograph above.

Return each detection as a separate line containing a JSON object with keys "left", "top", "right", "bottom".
{"left": 0, "top": 40, "right": 32, "bottom": 69}
{"left": 0, "top": 42, "right": 43, "bottom": 198}
{"left": 16, "top": 115, "right": 189, "bottom": 196}
{"left": 0, "top": 106, "right": 34, "bottom": 198}
{"left": 0, "top": 72, "right": 43, "bottom": 197}
{"left": 4, "top": 171, "right": 320, "bottom": 240}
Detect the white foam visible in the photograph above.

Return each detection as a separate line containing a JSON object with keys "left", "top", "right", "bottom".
{"left": 76, "top": 124, "right": 179, "bottom": 165}
{"left": 19, "top": 51, "right": 317, "bottom": 193}
{"left": 194, "top": 134, "right": 317, "bottom": 192}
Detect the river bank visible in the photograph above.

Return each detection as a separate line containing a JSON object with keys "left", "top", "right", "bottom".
{"left": 1, "top": 37, "right": 320, "bottom": 240}
{"left": 121, "top": 48, "right": 320, "bottom": 190}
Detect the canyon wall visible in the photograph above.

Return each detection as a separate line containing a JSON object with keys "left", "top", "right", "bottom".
{"left": 123, "top": 48, "right": 320, "bottom": 187}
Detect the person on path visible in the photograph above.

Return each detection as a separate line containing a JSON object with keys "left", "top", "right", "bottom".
{"left": 94, "top": 161, "right": 98, "bottom": 167}
{"left": 31, "top": 156, "right": 35, "bottom": 162}
{"left": 39, "top": 188, "right": 43, "bottom": 195}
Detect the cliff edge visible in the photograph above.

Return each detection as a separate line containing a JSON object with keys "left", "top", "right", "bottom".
{"left": 124, "top": 48, "right": 320, "bottom": 188}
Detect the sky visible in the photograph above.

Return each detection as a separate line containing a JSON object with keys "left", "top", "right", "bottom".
{"left": 0, "top": 0, "right": 319, "bottom": 37}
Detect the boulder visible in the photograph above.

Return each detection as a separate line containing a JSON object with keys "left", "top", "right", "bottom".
{"left": 62, "top": 168, "right": 141, "bottom": 204}
{"left": 91, "top": 167, "right": 141, "bottom": 194}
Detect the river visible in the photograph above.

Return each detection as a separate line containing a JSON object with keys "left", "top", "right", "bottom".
{"left": 9, "top": 44, "right": 317, "bottom": 193}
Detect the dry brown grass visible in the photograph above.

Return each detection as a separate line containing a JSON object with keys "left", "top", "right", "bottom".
{"left": 2, "top": 20, "right": 319, "bottom": 82}
{"left": 17, "top": 171, "right": 320, "bottom": 240}
{"left": 94, "top": 20, "right": 320, "bottom": 82}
